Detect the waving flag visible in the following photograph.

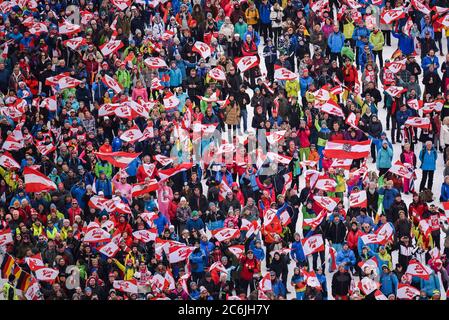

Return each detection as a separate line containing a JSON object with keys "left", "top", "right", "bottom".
{"left": 113, "top": 280, "right": 138, "bottom": 294}
{"left": 349, "top": 190, "right": 367, "bottom": 208}
{"left": 274, "top": 65, "right": 297, "bottom": 80}
{"left": 28, "top": 22, "right": 48, "bottom": 35}
{"left": 45, "top": 73, "right": 82, "bottom": 90}
{"left": 301, "top": 234, "right": 325, "bottom": 256}
{"left": 40, "top": 96, "right": 57, "bottom": 112}
{"left": 361, "top": 233, "right": 386, "bottom": 245}
{"left": 389, "top": 160, "right": 414, "bottom": 179}
{"left": 433, "top": 6, "right": 449, "bottom": 14}
{"left": 384, "top": 85, "right": 407, "bottom": 97}
{"left": 133, "top": 229, "right": 158, "bottom": 243}
{"left": 58, "top": 20, "right": 81, "bottom": 35}
{"left": 314, "top": 176, "right": 337, "bottom": 192}
{"left": 83, "top": 227, "right": 111, "bottom": 243}
{"left": 0, "top": 152, "right": 20, "bottom": 170}
{"left": 2, "top": 136, "right": 23, "bottom": 151}
{"left": 405, "top": 259, "right": 432, "bottom": 280}
{"left": 131, "top": 180, "right": 159, "bottom": 197}
{"left": 234, "top": 56, "right": 259, "bottom": 73}
{"left": 34, "top": 267, "right": 59, "bottom": 283}
{"left": 208, "top": 67, "right": 227, "bottom": 81}
{"left": 94, "top": 152, "right": 141, "bottom": 168}
{"left": 324, "top": 140, "right": 370, "bottom": 159}
{"left": 397, "top": 284, "right": 420, "bottom": 300}
{"left": 110, "top": 0, "right": 131, "bottom": 10}
{"left": 374, "top": 290, "right": 388, "bottom": 300}
{"left": 23, "top": 167, "right": 57, "bottom": 192}
{"left": 168, "top": 245, "right": 195, "bottom": 263}
{"left": 0, "top": 229, "right": 13, "bottom": 246}
{"left": 100, "top": 39, "right": 123, "bottom": 56}
{"left": 358, "top": 277, "right": 379, "bottom": 295}
{"left": 63, "top": 37, "right": 87, "bottom": 50}
{"left": 144, "top": 57, "right": 168, "bottom": 69}
{"left": 314, "top": 196, "right": 339, "bottom": 212}
{"left": 163, "top": 92, "right": 180, "bottom": 110}
{"left": 319, "top": 99, "right": 345, "bottom": 117}
{"left": 380, "top": 8, "right": 406, "bottom": 24}
{"left": 154, "top": 154, "right": 174, "bottom": 167}
{"left": 386, "top": 58, "right": 407, "bottom": 74}
{"left": 120, "top": 125, "right": 143, "bottom": 143}
{"left": 212, "top": 227, "right": 240, "bottom": 242}
{"left": 228, "top": 245, "right": 245, "bottom": 259}
{"left": 404, "top": 117, "right": 431, "bottom": 129}
{"left": 102, "top": 75, "right": 123, "bottom": 94}
{"left": 331, "top": 159, "right": 353, "bottom": 170}
{"left": 411, "top": 0, "right": 431, "bottom": 14}
{"left": 35, "top": 142, "right": 56, "bottom": 156}
{"left": 358, "top": 256, "right": 378, "bottom": 272}
{"left": 158, "top": 163, "right": 193, "bottom": 180}
{"left": 407, "top": 99, "right": 423, "bottom": 111}
{"left": 266, "top": 130, "right": 287, "bottom": 145}
{"left": 374, "top": 222, "right": 395, "bottom": 244}
{"left": 192, "top": 41, "right": 211, "bottom": 59}
{"left": 303, "top": 210, "right": 326, "bottom": 229}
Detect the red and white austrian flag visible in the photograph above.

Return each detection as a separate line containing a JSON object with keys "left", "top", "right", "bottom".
{"left": 384, "top": 85, "right": 407, "bottom": 97}
{"left": 380, "top": 8, "right": 406, "bottom": 24}
{"left": 208, "top": 67, "right": 227, "bottom": 81}
{"left": 386, "top": 58, "right": 406, "bottom": 74}
{"left": 100, "top": 39, "right": 123, "bottom": 56}
{"left": 0, "top": 229, "right": 13, "bottom": 246}
{"left": 313, "top": 88, "right": 330, "bottom": 101}
{"left": 361, "top": 233, "right": 385, "bottom": 245}
{"left": 83, "top": 227, "right": 111, "bottom": 243}
{"left": 433, "top": 6, "right": 449, "bottom": 14}
{"left": 131, "top": 180, "right": 159, "bottom": 197}
{"left": 192, "top": 41, "right": 211, "bottom": 59}
{"left": 228, "top": 245, "right": 245, "bottom": 259}
{"left": 58, "top": 20, "right": 81, "bottom": 35}
{"left": 110, "top": 0, "right": 131, "bottom": 10}
{"left": 234, "top": 56, "right": 259, "bottom": 73}
{"left": 358, "top": 277, "right": 379, "bottom": 295}
{"left": 397, "top": 284, "right": 420, "bottom": 300}
{"left": 120, "top": 125, "right": 143, "bottom": 143}
{"left": 25, "top": 253, "right": 44, "bottom": 271}
{"left": 63, "top": 37, "right": 87, "bottom": 50}
{"left": 40, "top": 96, "right": 57, "bottom": 112}
{"left": 0, "top": 152, "right": 20, "bottom": 170}
{"left": 374, "top": 290, "right": 388, "bottom": 300}
{"left": 212, "top": 227, "right": 240, "bottom": 242}
{"left": 404, "top": 117, "right": 430, "bottom": 129}
{"left": 411, "top": 0, "right": 431, "bottom": 15}
{"left": 36, "top": 142, "right": 56, "bottom": 156}
{"left": 274, "top": 65, "right": 297, "bottom": 80}
{"left": 154, "top": 154, "right": 173, "bottom": 167}
{"left": 114, "top": 280, "right": 138, "bottom": 294}
{"left": 158, "top": 163, "right": 193, "bottom": 180}
{"left": 266, "top": 152, "right": 292, "bottom": 165}
{"left": 34, "top": 267, "right": 59, "bottom": 282}
{"left": 94, "top": 151, "right": 141, "bottom": 168}
{"left": 324, "top": 140, "right": 370, "bottom": 159}
{"left": 331, "top": 159, "right": 352, "bottom": 170}
{"left": 303, "top": 210, "right": 326, "bottom": 229}
{"left": 102, "top": 74, "right": 122, "bottom": 94}
{"left": 144, "top": 57, "right": 168, "bottom": 69}
{"left": 133, "top": 229, "right": 157, "bottom": 243}
{"left": 407, "top": 99, "right": 423, "bottom": 111}
{"left": 302, "top": 234, "right": 324, "bottom": 256}
{"left": 2, "top": 136, "right": 23, "bottom": 151}
{"left": 314, "top": 196, "right": 339, "bottom": 212}
{"left": 23, "top": 167, "right": 57, "bottom": 193}
{"left": 266, "top": 130, "right": 287, "bottom": 145}
{"left": 374, "top": 223, "right": 394, "bottom": 244}
{"left": 349, "top": 190, "right": 367, "bottom": 208}
{"left": 314, "top": 176, "right": 337, "bottom": 192}
{"left": 46, "top": 73, "right": 82, "bottom": 90}
{"left": 406, "top": 259, "right": 432, "bottom": 280}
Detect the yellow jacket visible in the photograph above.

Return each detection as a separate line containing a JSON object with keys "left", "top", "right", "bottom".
{"left": 114, "top": 259, "right": 136, "bottom": 280}
{"left": 0, "top": 166, "right": 18, "bottom": 190}
{"left": 245, "top": 8, "right": 259, "bottom": 25}
{"left": 285, "top": 80, "right": 300, "bottom": 98}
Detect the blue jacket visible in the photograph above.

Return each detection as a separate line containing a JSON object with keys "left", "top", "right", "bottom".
{"left": 189, "top": 249, "right": 207, "bottom": 273}
{"left": 258, "top": 3, "right": 272, "bottom": 24}
{"left": 379, "top": 272, "right": 398, "bottom": 296}
{"left": 392, "top": 32, "right": 414, "bottom": 55}
{"left": 249, "top": 240, "right": 266, "bottom": 261}
{"left": 352, "top": 26, "right": 370, "bottom": 48}
{"left": 215, "top": 170, "right": 233, "bottom": 185}
{"left": 291, "top": 240, "right": 306, "bottom": 262}
{"left": 356, "top": 215, "right": 374, "bottom": 227}
{"left": 422, "top": 55, "right": 440, "bottom": 73}
{"left": 299, "top": 76, "right": 314, "bottom": 97}
{"left": 71, "top": 185, "right": 86, "bottom": 209}
{"left": 94, "top": 178, "right": 112, "bottom": 197}
{"left": 126, "top": 157, "right": 141, "bottom": 177}
{"left": 396, "top": 109, "right": 413, "bottom": 127}
{"left": 169, "top": 67, "right": 183, "bottom": 87}
{"left": 419, "top": 147, "right": 437, "bottom": 171}
{"left": 378, "top": 187, "right": 400, "bottom": 210}
{"left": 200, "top": 240, "right": 215, "bottom": 257}
{"left": 336, "top": 248, "right": 356, "bottom": 270}
{"left": 154, "top": 213, "right": 169, "bottom": 234}
{"left": 328, "top": 31, "right": 345, "bottom": 53}
{"left": 420, "top": 272, "right": 440, "bottom": 297}
{"left": 357, "top": 235, "right": 379, "bottom": 254}
{"left": 186, "top": 217, "right": 205, "bottom": 232}
{"left": 272, "top": 279, "right": 286, "bottom": 297}
{"left": 440, "top": 183, "right": 449, "bottom": 202}
{"left": 376, "top": 146, "right": 393, "bottom": 169}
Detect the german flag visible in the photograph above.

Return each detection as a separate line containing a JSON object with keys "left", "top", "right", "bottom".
{"left": 14, "top": 266, "right": 32, "bottom": 292}
{"left": 0, "top": 253, "right": 15, "bottom": 279}
{"left": 390, "top": 48, "right": 403, "bottom": 60}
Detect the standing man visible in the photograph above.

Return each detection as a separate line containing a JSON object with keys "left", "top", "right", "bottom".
{"left": 328, "top": 25, "right": 345, "bottom": 66}
{"left": 419, "top": 141, "right": 438, "bottom": 192}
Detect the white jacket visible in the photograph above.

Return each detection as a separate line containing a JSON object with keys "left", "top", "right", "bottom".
{"left": 270, "top": 7, "right": 284, "bottom": 29}
{"left": 440, "top": 124, "right": 449, "bottom": 146}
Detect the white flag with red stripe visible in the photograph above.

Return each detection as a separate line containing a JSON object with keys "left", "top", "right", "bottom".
{"left": 313, "top": 196, "right": 339, "bottom": 212}
{"left": 114, "top": 279, "right": 138, "bottom": 294}
{"left": 2, "top": 136, "right": 23, "bottom": 151}
{"left": 380, "top": 8, "right": 406, "bottom": 24}
{"left": 63, "top": 37, "right": 87, "bottom": 50}
{"left": 208, "top": 67, "right": 227, "bottom": 81}
{"left": 94, "top": 152, "right": 141, "bottom": 168}
{"left": 324, "top": 140, "right": 370, "bottom": 159}
{"left": 349, "top": 190, "right": 367, "bottom": 208}
{"left": 34, "top": 267, "right": 59, "bottom": 283}
{"left": 407, "top": 99, "right": 423, "bottom": 111}
{"left": 120, "top": 125, "right": 143, "bottom": 143}
{"left": 133, "top": 229, "right": 158, "bottom": 243}
{"left": 192, "top": 41, "right": 211, "bottom": 59}
{"left": 102, "top": 75, "right": 123, "bottom": 94}
{"left": 0, "top": 229, "right": 13, "bottom": 246}
{"left": 303, "top": 210, "right": 326, "bottom": 229}
{"left": 258, "top": 272, "right": 272, "bottom": 292}
{"left": 386, "top": 58, "right": 407, "bottom": 74}
{"left": 58, "top": 20, "right": 81, "bottom": 35}
{"left": 331, "top": 159, "right": 352, "bottom": 170}
{"left": 40, "top": 96, "right": 57, "bottom": 112}
{"left": 131, "top": 179, "right": 159, "bottom": 197}
{"left": 110, "top": 0, "right": 131, "bottom": 10}
{"left": 36, "top": 142, "right": 56, "bottom": 156}
{"left": 23, "top": 167, "right": 57, "bottom": 192}
{"left": 28, "top": 22, "right": 48, "bottom": 35}
{"left": 361, "top": 233, "right": 385, "bottom": 245}
{"left": 83, "top": 228, "right": 111, "bottom": 243}
{"left": 358, "top": 277, "right": 379, "bottom": 295}
{"left": 98, "top": 241, "right": 120, "bottom": 257}
{"left": 154, "top": 154, "right": 173, "bottom": 167}
{"left": 389, "top": 160, "right": 414, "bottom": 179}
{"left": 314, "top": 176, "right": 337, "bottom": 192}
{"left": 405, "top": 259, "right": 432, "bottom": 280}
{"left": 168, "top": 245, "right": 195, "bottom": 263}
{"left": 163, "top": 92, "right": 180, "bottom": 110}
{"left": 319, "top": 99, "right": 345, "bottom": 117}
{"left": 158, "top": 163, "right": 193, "bottom": 180}
{"left": 411, "top": 0, "right": 431, "bottom": 14}
{"left": 228, "top": 245, "right": 245, "bottom": 259}
{"left": 234, "top": 56, "right": 259, "bottom": 73}
{"left": 301, "top": 234, "right": 325, "bottom": 256}
{"left": 25, "top": 253, "right": 44, "bottom": 271}
{"left": 374, "top": 290, "right": 388, "bottom": 300}
{"left": 384, "top": 85, "right": 407, "bottom": 98}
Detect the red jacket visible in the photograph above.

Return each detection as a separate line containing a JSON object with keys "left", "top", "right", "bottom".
{"left": 297, "top": 128, "right": 311, "bottom": 148}
{"left": 346, "top": 229, "right": 363, "bottom": 251}
{"left": 239, "top": 257, "right": 260, "bottom": 281}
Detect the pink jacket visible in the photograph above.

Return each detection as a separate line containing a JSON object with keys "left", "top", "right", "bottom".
{"left": 157, "top": 185, "right": 173, "bottom": 220}
{"left": 112, "top": 176, "right": 132, "bottom": 203}
{"left": 132, "top": 87, "right": 148, "bottom": 102}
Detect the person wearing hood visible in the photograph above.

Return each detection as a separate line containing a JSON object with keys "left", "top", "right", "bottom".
{"left": 379, "top": 264, "right": 399, "bottom": 297}
{"left": 335, "top": 242, "right": 356, "bottom": 271}
{"left": 376, "top": 140, "right": 393, "bottom": 176}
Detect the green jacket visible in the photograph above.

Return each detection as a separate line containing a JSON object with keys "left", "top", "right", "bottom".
{"left": 302, "top": 206, "right": 316, "bottom": 232}
{"left": 369, "top": 31, "right": 384, "bottom": 52}
{"left": 234, "top": 22, "right": 248, "bottom": 39}
{"left": 95, "top": 162, "right": 113, "bottom": 179}
{"left": 115, "top": 69, "right": 131, "bottom": 89}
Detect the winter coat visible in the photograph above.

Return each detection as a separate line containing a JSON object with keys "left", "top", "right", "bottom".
{"left": 328, "top": 32, "right": 345, "bottom": 53}
{"left": 336, "top": 248, "right": 356, "bottom": 270}
{"left": 419, "top": 147, "right": 438, "bottom": 171}
{"left": 376, "top": 146, "right": 393, "bottom": 169}
{"left": 379, "top": 272, "right": 398, "bottom": 296}
{"left": 224, "top": 104, "right": 241, "bottom": 125}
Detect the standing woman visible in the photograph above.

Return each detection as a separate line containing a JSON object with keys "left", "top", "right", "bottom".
{"left": 400, "top": 143, "right": 417, "bottom": 195}
{"left": 224, "top": 95, "right": 241, "bottom": 140}
{"left": 440, "top": 116, "right": 449, "bottom": 162}
{"left": 238, "top": 250, "right": 260, "bottom": 295}
{"left": 419, "top": 141, "right": 438, "bottom": 192}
